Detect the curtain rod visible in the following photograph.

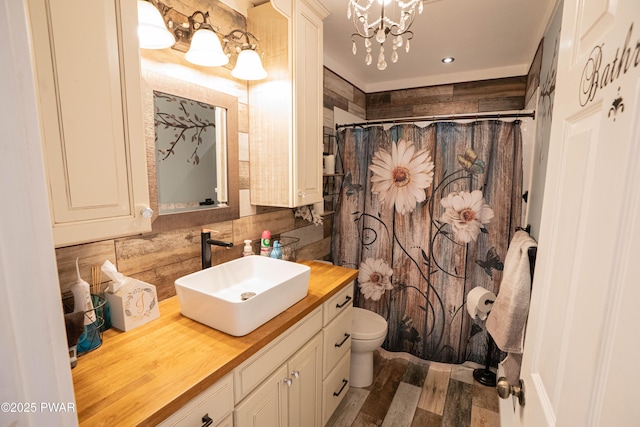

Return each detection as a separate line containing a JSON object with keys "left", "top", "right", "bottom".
{"left": 335, "top": 110, "right": 536, "bottom": 130}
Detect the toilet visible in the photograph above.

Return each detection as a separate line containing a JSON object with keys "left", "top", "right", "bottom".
{"left": 350, "top": 307, "right": 388, "bottom": 388}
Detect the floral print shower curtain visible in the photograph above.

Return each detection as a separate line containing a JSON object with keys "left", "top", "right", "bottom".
{"left": 331, "top": 121, "right": 523, "bottom": 364}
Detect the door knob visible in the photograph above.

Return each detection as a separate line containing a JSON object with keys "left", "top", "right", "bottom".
{"left": 496, "top": 377, "right": 525, "bottom": 406}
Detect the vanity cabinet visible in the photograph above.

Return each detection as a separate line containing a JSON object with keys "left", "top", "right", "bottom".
{"left": 247, "top": 0, "right": 328, "bottom": 208}
{"left": 27, "top": 0, "right": 150, "bottom": 247}
{"left": 157, "top": 374, "right": 234, "bottom": 427}
{"left": 235, "top": 333, "right": 322, "bottom": 426}
{"left": 321, "top": 282, "right": 354, "bottom": 424}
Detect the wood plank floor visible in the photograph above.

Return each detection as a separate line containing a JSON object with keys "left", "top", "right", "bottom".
{"left": 327, "top": 350, "right": 500, "bottom": 427}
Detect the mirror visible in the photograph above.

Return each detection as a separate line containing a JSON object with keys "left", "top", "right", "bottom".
{"left": 143, "top": 69, "right": 239, "bottom": 233}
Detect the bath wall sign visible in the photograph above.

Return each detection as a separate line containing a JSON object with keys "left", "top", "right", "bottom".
{"left": 579, "top": 22, "right": 639, "bottom": 108}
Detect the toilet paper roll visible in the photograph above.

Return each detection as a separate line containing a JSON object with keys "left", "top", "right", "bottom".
{"left": 324, "top": 155, "right": 335, "bottom": 175}
{"left": 466, "top": 286, "right": 496, "bottom": 320}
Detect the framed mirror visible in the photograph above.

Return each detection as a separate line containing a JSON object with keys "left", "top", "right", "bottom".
{"left": 142, "top": 69, "right": 239, "bottom": 232}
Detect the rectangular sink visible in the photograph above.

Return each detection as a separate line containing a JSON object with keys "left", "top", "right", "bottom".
{"left": 175, "top": 256, "right": 311, "bottom": 336}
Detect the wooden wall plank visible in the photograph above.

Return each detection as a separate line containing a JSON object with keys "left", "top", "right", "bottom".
{"left": 296, "top": 237, "right": 331, "bottom": 261}
{"left": 233, "top": 209, "right": 295, "bottom": 243}
{"left": 56, "top": 240, "right": 116, "bottom": 293}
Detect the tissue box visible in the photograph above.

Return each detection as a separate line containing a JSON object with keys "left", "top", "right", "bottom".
{"left": 105, "top": 278, "right": 160, "bottom": 331}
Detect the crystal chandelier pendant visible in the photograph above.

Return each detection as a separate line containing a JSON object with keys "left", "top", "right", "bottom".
{"left": 396, "top": 35, "right": 403, "bottom": 47}
{"left": 391, "top": 48, "right": 398, "bottom": 63}
{"left": 365, "top": 51, "right": 372, "bottom": 65}
{"left": 405, "top": 39, "right": 410, "bottom": 53}
{"left": 377, "top": 47, "right": 387, "bottom": 70}
{"left": 352, "top": 41, "right": 357, "bottom": 55}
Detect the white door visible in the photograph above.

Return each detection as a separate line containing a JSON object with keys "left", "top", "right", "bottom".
{"left": 513, "top": 0, "right": 640, "bottom": 425}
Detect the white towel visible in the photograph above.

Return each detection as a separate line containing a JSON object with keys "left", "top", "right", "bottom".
{"left": 486, "top": 230, "right": 537, "bottom": 383}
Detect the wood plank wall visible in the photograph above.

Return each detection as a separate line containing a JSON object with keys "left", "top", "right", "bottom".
{"left": 366, "top": 76, "right": 528, "bottom": 120}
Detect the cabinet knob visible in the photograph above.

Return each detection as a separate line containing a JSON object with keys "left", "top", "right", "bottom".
{"left": 298, "top": 191, "right": 306, "bottom": 198}
{"left": 291, "top": 370, "right": 300, "bottom": 378}
{"left": 283, "top": 377, "right": 293, "bottom": 386}
{"left": 140, "top": 207, "right": 153, "bottom": 219}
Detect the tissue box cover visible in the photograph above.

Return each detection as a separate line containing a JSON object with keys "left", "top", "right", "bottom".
{"left": 105, "top": 278, "right": 160, "bottom": 331}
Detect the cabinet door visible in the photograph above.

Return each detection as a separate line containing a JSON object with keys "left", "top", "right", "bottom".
{"left": 292, "top": 0, "right": 323, "bottom": 207}
{"left": 235, "top": 364, "right": 289, "bottom": 427}
{"left": 27, "top": 0, "right": 150, "bottom": 247}
{"left": 288, "top": 333, "right": 322, "bottom": 426}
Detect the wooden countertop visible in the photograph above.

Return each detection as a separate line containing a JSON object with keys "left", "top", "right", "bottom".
{"left": 71, "top": 261, "right": 358, "bottom": 426}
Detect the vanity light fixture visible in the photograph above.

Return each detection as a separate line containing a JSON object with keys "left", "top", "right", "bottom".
{"left": 348, "top": 0, "right": 424, "bottom": 70}
{"left": 137, "top": 0, "right": 175, "bottom": 49}
{"left": 184, "top": 11, "right": 229, "bottom": 67}
{"left": 224, "top": 30, "right": 268, "bottom": 80}
{"left": 137, "top": 0, "right": 268, "bottom": 80}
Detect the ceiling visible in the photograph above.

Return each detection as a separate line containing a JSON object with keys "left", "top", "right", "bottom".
{"left": 320, "top": 0, "right": 559, "bottom": 93}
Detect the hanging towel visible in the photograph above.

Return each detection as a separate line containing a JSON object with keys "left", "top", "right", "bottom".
{"left": 486, "top": 230, "right": 537, "bottom": 383}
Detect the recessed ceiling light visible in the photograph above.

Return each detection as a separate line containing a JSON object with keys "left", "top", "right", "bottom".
{"left": 442, "top": 57, "right": 455, "bottom": 63}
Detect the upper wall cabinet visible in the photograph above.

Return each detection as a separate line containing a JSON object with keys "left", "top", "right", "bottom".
{"left": 248, "top": 0, "right": 328, "bottom": 208}
{"left": 27, "top": 0, "right": 150, "bottom": 247}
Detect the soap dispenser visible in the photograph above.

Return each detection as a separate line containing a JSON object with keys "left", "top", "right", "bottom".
{"left": 70, "top": 258, "right": 95, "bottom": 325}
{"left": 242, "top": 239, "right": 254, "bottom": 257}
{"left": 270, "top": 240, "right": 282, "bottom": 260}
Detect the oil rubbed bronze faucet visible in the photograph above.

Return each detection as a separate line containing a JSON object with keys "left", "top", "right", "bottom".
{"left": 201, "top": 229, "right": 233, "bottom": 269}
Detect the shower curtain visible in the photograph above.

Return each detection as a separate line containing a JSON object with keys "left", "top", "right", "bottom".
{"left": 331, "top": 121, "right": 523, "bottom": 364}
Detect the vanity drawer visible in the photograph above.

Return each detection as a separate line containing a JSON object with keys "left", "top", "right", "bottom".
{"left": 322, "top": 352, "right": 351, "bottom": 425}
{"left": 158, "top": 373, "right": 233, "bottom": 427}
{"left": 323, "top": 281, "right": 353, "bottom": 326}
{"left": 234, "top": 306, "right": 322, "bottom": 403}
{"left": 323, "top": 306, "right": 352, "bottom": 376}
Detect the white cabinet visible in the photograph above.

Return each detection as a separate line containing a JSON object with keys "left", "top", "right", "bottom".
{"left": 27, "top": 0, "right": 150, "bottom": 247}
{"left": 235, "top": 333, "right": 322, "bottom": 427}
{"left": 157, "top": 374, "right": 234, "bottom": 427}
{"left": 247, "top": 0, "right": 328, "bottom": 208}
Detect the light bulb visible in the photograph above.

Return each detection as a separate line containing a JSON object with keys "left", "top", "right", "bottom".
{"left": 396, "top": 35, "right": 403, "bottom": 47}
{"left": 418, "top": 0, "right": 423, "bottom": 14}
{"left": 375, "top": 30, "right": 386, "bottom": 43}
{"left": 365, "top": 38, "right": 372, "bottom": 48}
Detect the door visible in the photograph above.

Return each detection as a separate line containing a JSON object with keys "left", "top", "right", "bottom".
{"left": 514, "top": 0, "right": 640, "bottom": 425}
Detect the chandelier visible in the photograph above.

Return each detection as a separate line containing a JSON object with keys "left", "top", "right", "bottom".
{"left": 348, "top": 0, "right": 423, "bottom": 70}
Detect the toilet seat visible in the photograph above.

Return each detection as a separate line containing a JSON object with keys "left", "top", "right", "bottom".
{"left": 352, "top": 307, "right": 387, "bottom": 340}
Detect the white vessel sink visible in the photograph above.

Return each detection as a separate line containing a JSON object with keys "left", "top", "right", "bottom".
{"left": 175, "top": 256, "right": 311, "bottom": 336}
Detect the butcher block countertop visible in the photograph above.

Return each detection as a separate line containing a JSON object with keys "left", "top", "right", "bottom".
{"left": 71, "top": 260, "right": 358, "bottom": 426}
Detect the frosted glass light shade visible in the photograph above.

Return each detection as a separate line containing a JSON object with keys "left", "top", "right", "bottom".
{"left": 231, "top": 49, "right": 267, "bottom": 80}
{"left": 137, "top": 0, "right": 175, "bottom": 49}
{"left": 185, "top": 29, "right": 229, "bottom": 67}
